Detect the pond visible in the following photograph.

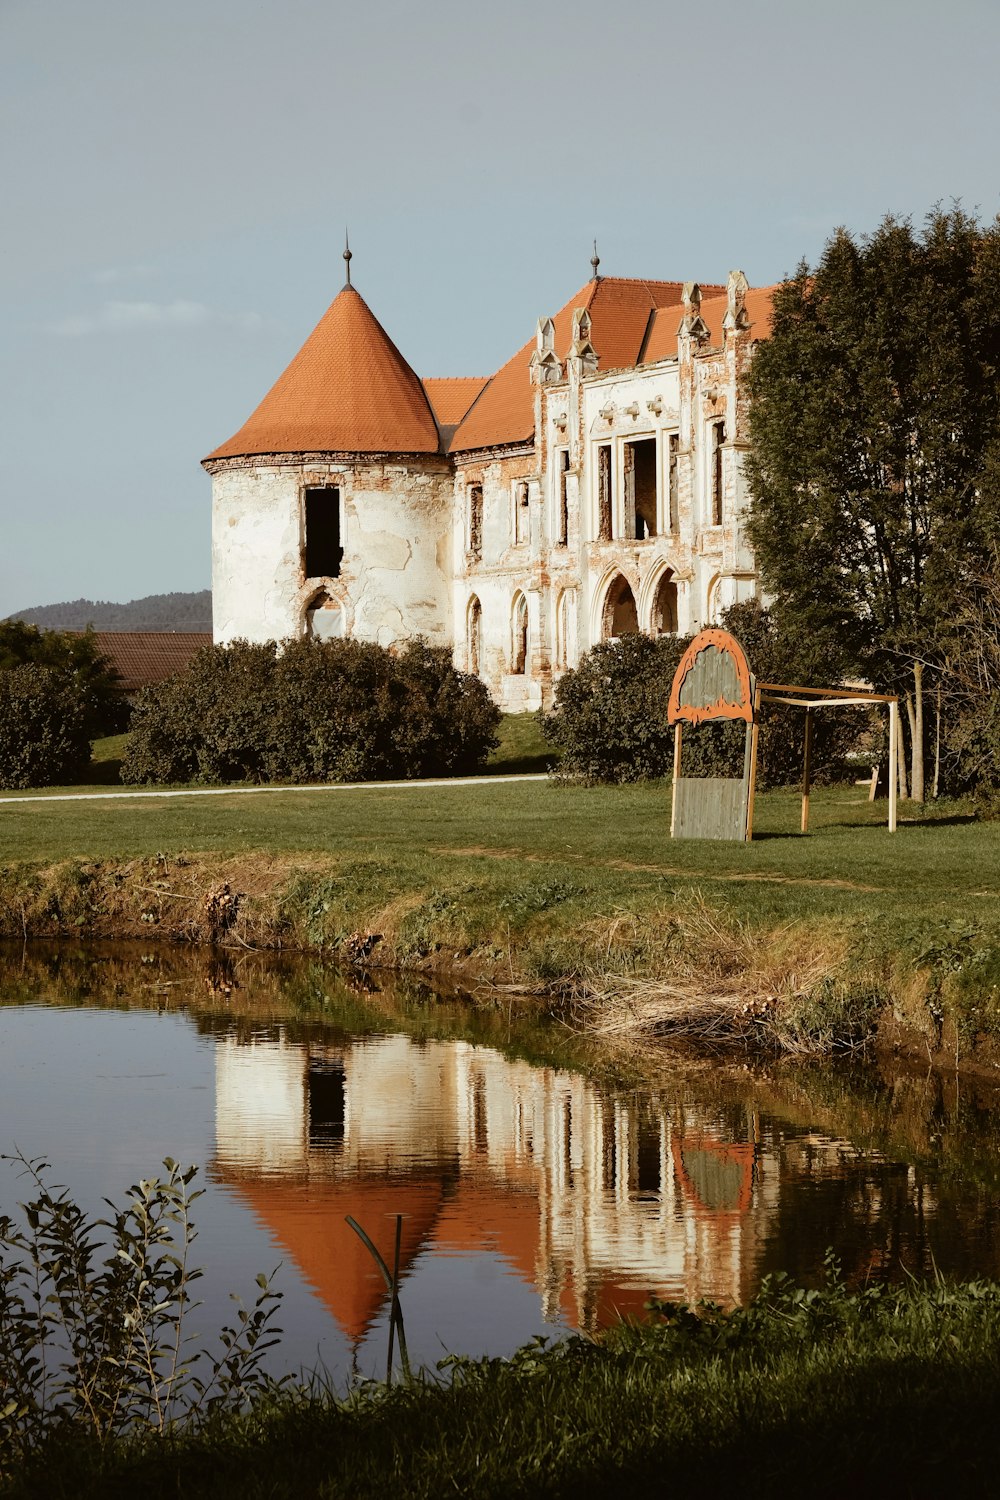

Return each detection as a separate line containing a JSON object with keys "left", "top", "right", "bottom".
{"left": 4, "top": 942, "right": 1000, "bottom": 1385}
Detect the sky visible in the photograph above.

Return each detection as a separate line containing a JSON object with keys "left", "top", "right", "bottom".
{"left": 3, "top": 0, "right": 1000, "bottom": 617}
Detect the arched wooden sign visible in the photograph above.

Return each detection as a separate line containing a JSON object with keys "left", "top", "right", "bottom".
{"left": 668, "top": 629, "right": 754, "bottom": 726}
{"left": 669, "top": 629, "right": 756, "bottom": 842}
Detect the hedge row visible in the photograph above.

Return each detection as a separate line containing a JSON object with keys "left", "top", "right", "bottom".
{"left": 120, "top": 637, "right": 501, "bottom": 785}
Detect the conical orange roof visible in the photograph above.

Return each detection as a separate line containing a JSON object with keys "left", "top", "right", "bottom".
{"left": 205, "top": 285, "right": 441, "bottom": 460}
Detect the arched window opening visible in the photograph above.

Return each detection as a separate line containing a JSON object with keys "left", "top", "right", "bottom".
{"left": 305, "top": 590, "right": 343, "bottom": 641}
{"left": 652, "top": 570, "right": 678, "bottom": 636}
{"left": 706, "top": 575, "right": 722, "bottom": 625}
{"left": 556, "top": 590, "right": 571, "bottom": 671}
{"left": 467, "top": 595, "right": 482, "bottom": 675}
{"left": 512, "top": 593, "right": 529, "bottom": 675}
{"left": 602, "top": 575, "right": 639, "bottom": 640}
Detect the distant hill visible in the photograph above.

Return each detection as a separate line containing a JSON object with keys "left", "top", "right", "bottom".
{"left": 7, "top": 590, "right": 213, "bottom": 633}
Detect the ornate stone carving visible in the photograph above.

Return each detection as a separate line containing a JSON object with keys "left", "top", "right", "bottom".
{"left": 677, "top": 282, "right": 709, "bottom": 343}
{"left": 723, "top": 269, "right": 750, "bottom": 333}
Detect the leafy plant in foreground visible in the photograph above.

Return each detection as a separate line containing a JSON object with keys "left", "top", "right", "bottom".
{"left": 0, "top": 1154, "right": 284, "bottom": 1467}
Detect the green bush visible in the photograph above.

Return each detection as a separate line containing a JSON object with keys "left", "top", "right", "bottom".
{"left": 541, "top": 602, "right": 869, "bottom": 788}
{"left": 0, "top": 665, "right": 92, "bottom": 789}
{"left": 121, "top": 637, "right": 500, "bottom": 786}
{"left": 541, "top": 633, "right": 685, "bottom": 783}
{"left": 0, "top": 621, "right": 128, "bottom": 738}
{"left": 724, "top": 599, "right": 875, "bottom": 789}
{"left": 0, "top": 1154, "right": 283, "bottom": 1467}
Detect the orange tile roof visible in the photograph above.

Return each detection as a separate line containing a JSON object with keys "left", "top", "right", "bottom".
{"left": 81, "top": 632, "right": 212, "bottom": 693}
{"left": 449, "top": 277, "right": 724, "bottom": 454}
{"left": 205, "top": 286, "right": 441, "bottom": 460}
{"left": 422, "top": 377, "right": 489, "bottom": 428}
{"left": 640, "top": 284, "right": 776, "bottom": 364}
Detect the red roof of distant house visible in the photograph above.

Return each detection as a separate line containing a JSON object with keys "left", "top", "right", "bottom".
{"left": 87, "top": 632, "right": 211, "bottom": 693}
{"left": 449, "top": 277, "right": 726, "bottom": 454}
{"left": 205, "top": 286, "right": 441, "bottom": 461}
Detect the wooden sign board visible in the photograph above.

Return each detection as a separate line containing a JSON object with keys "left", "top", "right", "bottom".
{"left": 668, "top": 629, "right": 754, "bottom": 842}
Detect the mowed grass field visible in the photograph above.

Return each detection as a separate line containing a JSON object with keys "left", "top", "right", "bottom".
{"left": 2, "top": 717, "right": 998, "bottom": 1047}
{"left": 0, "top": 765, "right": 989, "bottom": 937}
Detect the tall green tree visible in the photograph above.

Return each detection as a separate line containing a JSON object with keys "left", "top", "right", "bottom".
{"left": 745, "top": 207, "right": 1000, "bottom": 799}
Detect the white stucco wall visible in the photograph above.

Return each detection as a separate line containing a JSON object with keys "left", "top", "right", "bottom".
{"left": 209, "top": 457, "right": 454, "bottom": 649}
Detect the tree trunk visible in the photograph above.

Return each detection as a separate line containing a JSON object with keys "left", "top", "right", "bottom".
{"left": 899, "top": 695, "right": 911, "bottom": 801}
{"left": 933, "top": 679, "right": 941, "bottom": 800}
{"left": 910, "top": 660, "right": 924, "bottom": 802}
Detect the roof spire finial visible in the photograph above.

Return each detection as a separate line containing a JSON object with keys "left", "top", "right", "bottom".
{"left": 343, "top": 228, "right": 353, "bottom": 288}
{"left": 590, "top": 239, "right": 601, "bottom": 281}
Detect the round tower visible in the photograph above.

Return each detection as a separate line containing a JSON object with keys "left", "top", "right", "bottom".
{"left": 202, "top": 277, "right": 453, "bottom": 649}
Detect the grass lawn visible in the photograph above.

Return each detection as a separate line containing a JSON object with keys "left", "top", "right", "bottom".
{"left": 2, "top": 717, "right": 997, "bottom": 1051}
{"left": 0, "top": 767, "right": 983, "bottom": 932}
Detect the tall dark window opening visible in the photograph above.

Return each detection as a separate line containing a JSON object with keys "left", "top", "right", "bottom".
{"left": 468, "top": 484, "right": 483, "bottom": 557}
{"left": 557, "top": 451, "right": 570, "bottom": 545}
{"left": 304, "top": 487, "right": 343, "bottom": 578}
{"left": 625, "top": 438, "right": 657, "bottom": 539}
{"left": 668, "top": 434, "right": 679, "bottom": 533}
{"left": 308, "top": 1060, "right": 346, "bottom": 1150}
{"left": 597, "top": 444, "right": 612, "bottom": 541}
{"left": 515, "top": 481, "right": 530, "bottom": 545}
{"left": 710, "top": 422, "right": 725, "bottom": 526}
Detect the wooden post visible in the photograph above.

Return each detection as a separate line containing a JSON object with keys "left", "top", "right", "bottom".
{"left": 745, "top": 686, "right": 762, "bottom": 841}
{"left": 801, "top": 709, "right": 813, "bottom": 834}
{"left": 670, "top": 722, "right": 682, "bottom": 837}
{"left": 888, "top": 699, "right": 898, "bottom": 834}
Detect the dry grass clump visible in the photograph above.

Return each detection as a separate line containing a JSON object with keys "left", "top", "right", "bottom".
{"left": 568, "top": 896, "right": 854, "bottom": 1053}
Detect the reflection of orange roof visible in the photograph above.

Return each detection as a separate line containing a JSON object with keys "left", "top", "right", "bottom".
{"left": 641, "top": 285, "right": 776, "bottom": 363}
{"left": 205, "top": 286, "right": 440, "bottom": 460}
{"left": 451, "top": 277, "right": 719, "bottom": 453}
{"left": 232, "top": 1177, "right": 444, "bottom": 1342}
{"left": 671, "top": 1134, "right": 756, "bottom": 1221}
{"left": 434, "top": 1185, "right": 540, "bottom": 1286}
{"left": 591, "top": 1280, "right": 659, "bottom": 1328}
{"left": 422, "top": 377, "right": 489, "bottom": 428}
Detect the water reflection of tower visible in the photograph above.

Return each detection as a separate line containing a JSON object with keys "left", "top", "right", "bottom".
{"left": 212, "top": 1030, "right": 775, "bottom": 1340}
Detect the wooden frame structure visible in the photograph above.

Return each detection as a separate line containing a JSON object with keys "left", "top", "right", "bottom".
{"left": 748, "top": 682, "right": 898, "bottom": 839}
{"left": 668, "top": 630, "right": 899, "bottom": 842}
